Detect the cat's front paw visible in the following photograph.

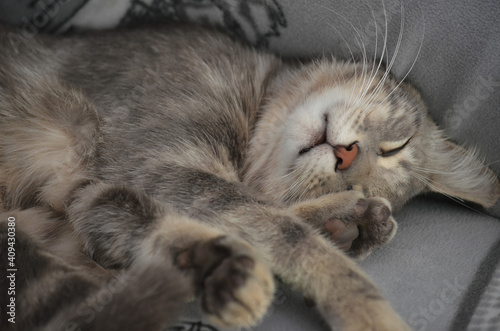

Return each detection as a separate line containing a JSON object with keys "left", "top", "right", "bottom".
{"left": 180, "top": 236, "right": 275, "bottom": 328}
{"left": 291, "top": 191, "right": 397, "bottom": 258}
{"left": 347, "top": 196, "right": 397, "bottom": 258}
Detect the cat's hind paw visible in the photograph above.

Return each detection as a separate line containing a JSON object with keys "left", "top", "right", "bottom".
{"left": 190, "top": 236, "right": 275, "bottom": 328}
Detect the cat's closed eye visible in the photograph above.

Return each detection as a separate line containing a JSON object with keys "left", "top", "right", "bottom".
{"left": 378, "top": 137, "right": 412, "bottom": 157}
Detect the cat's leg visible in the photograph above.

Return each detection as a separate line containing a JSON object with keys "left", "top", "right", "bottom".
{"left": 290, "top": 190, "right": 397, "bottom": 258}
{"left": 221, "top": 209, "right": 408, "bottom": 330}
{"left": 0, "top": 210, "right": 189, "bottom": 331}
{"left": 143, "top": 167, "right": 409, "bottom": 330}
{"left": 0, "top": 74, "right": 100, "bottom": 212}
{"left": 67, "top": 182, "right": 275, "bottom": 328}
{"left": 219, "top": 203, "right": 407, "bottom": 331}
{"left": 264, "top": 219, "right": 408, "bottom": 331}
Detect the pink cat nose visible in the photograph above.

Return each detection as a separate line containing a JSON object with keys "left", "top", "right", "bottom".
{"left": 333, "top": 143, "right": 358, "bottom": 170}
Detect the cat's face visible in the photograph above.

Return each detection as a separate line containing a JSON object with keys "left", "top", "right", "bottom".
{"left": 245, "top": 60, "right": 500, "bottom": 211}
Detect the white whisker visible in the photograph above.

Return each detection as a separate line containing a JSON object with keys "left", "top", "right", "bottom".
{"left": 377, "top": 7, "right": 425, "bottom": 108}
{"left": 279, "top": 170, "right": 309, "bottom": 203}
{"left": 362, "top": 0, "right": 404, "bottom": 112}
{"left": 317, "top": 2, "right": 370, "bottom": 108}
{"left": 358, "top": 0, "right": 385, "bottom": 101}
{"left": 412, "top": 158, "right": 500, "bottom": 175}
{"left": 408, "top": 170, "right": 494, "bottom": 218}
{"left": 359, "top": 0, "right": 395, "bottom": 117}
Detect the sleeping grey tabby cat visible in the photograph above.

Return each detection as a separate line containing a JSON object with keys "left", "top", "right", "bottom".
{"left": 0, "top": 24, "right": 499, "bottom": 331}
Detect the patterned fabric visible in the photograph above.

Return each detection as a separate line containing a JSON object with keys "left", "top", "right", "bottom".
{"left": 166, "top": 320, "right": 219, "bottom": 331}
{"left": 118, "top": 0, "right": 287, "bottom": 48}
{"left": 0, "top": 0, "right": 287, "bottom": 48}
{"left": 467, "top": 262, "right": 500, "bottom": 330}
{"left": 0, "top": 0, "right": 90, "bottom": 34}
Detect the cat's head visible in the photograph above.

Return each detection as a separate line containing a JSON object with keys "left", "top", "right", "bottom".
{"left": 244, "top": 59, "right": 500, "bottom": 211}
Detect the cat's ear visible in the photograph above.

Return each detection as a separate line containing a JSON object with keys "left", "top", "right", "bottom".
{"left": 426, "top": 135, "right": 500, "bottom": 209}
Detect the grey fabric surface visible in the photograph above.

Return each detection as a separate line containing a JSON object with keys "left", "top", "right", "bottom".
{"left": 361, "top": 197, "right": 500, "bottom": 331}
{"left": 1, "top": 1, "right": 499, "bottom": 330}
